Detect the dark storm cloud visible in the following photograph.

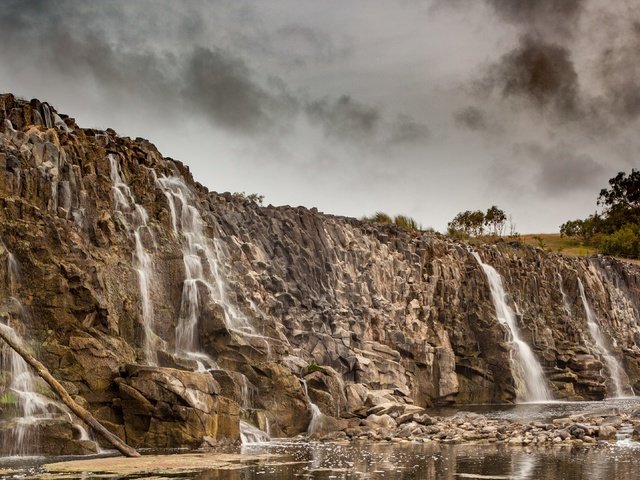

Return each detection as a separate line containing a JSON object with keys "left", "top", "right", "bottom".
{"left": 0, "top": 0, "right": 423, "bottom": 143}
{"left": 461, "top": 0, "right": 640, "bottom": 127}
{"left": 0, "top": 1, "right": 293, "bottom": 134}
{"left": 517, "top": 143, "right": 605, "bottom": 195}
{"left": 306, "top": 95, "right": 380, "bottom": 141}
{"left": 181, "top": 47, "right": 295, "bottom": 132}
{"left": 483, "top": 36, "right": 579, "bottom": 118}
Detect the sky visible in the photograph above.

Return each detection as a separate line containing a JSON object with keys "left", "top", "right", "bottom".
{"left": 1, "top": 1, "right": 639, "bottom": 233}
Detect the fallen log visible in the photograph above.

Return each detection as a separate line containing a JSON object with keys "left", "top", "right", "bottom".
{"left": 0, "top": 322, "right": 141, "bottom": 458}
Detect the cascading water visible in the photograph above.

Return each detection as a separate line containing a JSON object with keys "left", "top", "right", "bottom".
{"left": 472, "top": 252, "right": 551, "bottom": 402}
{"left": 109, "top": 154, "right": 161, "bottom": 364}
{"left": 557, "top": 273, "right": 573, "bottom": 318}
{"left": 0, "top": 244, "right": 95, "bottom": 455}
{"left": 239, "top": 420, "right": 271, "bottom": 444}
{"left": 155, "top": 176, "right": 265, "bottom": 366}
{"left": 301, "top": 378, "right": 322, "bottom": 435}
{"left": 577, "top": 278, "right": 633, "bottom": 398}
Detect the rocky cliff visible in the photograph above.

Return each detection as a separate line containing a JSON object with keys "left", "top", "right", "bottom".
{"left": 1, "top": 94, "right": 639, "bottom": 451}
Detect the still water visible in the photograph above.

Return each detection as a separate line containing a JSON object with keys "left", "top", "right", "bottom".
{"left": 0, "top": 398, "right": 639, "bottom": 479}
{"left": 235, "top": 440, "right": 640, "bottom": 480}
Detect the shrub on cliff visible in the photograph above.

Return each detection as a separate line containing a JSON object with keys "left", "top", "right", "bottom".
{"left": 362, "top": 212, "right": 422, "bottom": 232}
{"left": 394, "top": 215, "right": 420, "bottom": 232}
{"left": 232, "top": 191, "right": 264, "bottom": 205}
{"left": 363, "top": 212, "right": 393, "bottom": 224}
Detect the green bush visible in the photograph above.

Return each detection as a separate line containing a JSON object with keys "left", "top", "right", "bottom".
{"left": 600, "top": 225, "right": 640, "bottom": 258}
{"left": 232, "top": 191, "right": 264, "bottom": 205}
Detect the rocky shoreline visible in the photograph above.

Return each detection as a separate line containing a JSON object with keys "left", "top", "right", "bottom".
{"left": 310, "top": 392, "right": 640, "bottom": 447}
{"left": 324, "top": 408, "right": 640, "bottom": 447}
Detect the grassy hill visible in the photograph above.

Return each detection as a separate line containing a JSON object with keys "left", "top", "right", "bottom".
{"left": 517, "top": 234, "right": 597, "bottom": 257}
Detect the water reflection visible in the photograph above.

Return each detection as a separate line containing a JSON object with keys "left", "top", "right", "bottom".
{"left": 197, "top": 441, "right": 639, "bottom": 480}
{"left": 2, "top": 439, "right": 640, "bottom": 479}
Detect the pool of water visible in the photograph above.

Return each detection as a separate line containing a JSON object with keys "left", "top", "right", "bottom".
{"left": 1, "top": 399, "right": 639, "bottom": 479}
{"left": 3, "top": 440, "right": 638, "bottom": 480}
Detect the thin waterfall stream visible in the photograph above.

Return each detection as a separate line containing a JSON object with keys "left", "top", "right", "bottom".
{"left": 155, "top": 175, "right": 275, "bottom": 369}
{"left": 577, "top": 278, "right": 633, "bottom": 398}
{"left": 109, "top": 154, "right": 162, "bottom": 364}
{"left": 472, "top": 252, "right": 551, "bottom": 402}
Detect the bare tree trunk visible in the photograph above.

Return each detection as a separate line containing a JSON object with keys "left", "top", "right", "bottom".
{"left": 0, "top": 324, "right": 141, "bottom": 458}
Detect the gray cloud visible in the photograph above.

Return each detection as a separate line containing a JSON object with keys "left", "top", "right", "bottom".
{"left": 181, "top": 47, "right": 294, "bottom": 133}
{"left": 388, "top": 114, "right": 430, "bottom": 144}
{"left": 271, "top": 24, "right": 351, "bottom": 66}
{"left": 462, "top": 0, "right": 640, "bottom": 129}
{"left": 0, "top": 0, "right": 420, "bottom": 142}
{"left": 306, "top": 95, "right": 380, "bottom": 141}
{"left": 516, "top": 143, "right": 605, "bottom": 195}
{"left": 455, "top": 106, "right": 491, "bottom": 132}
{"left": 483, "top": 36, "right": 579, "bottom": 118}
{"left": 596, "top": 20, "right": 640, "bottom": 122}
{"left": 484, "top": 0, "right": 586, "bottom": 39}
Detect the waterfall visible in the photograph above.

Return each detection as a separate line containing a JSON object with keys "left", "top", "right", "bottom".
{"left": 239, "top": 420, "right": 270, "bottom": 444}
{"left": 155, "top": 176, "right": 265, "bottom": 365}
{"left": 557, "top": 273, "right": 573, "bottom": 318}
{"left": 53, "top": 113, "right": 71, "bottom": 133}
{"left": 1, "top": 245, "right": 94, "bottom": 455}
{"left": 41, "top": 103, "right": 53, "bottom": 129}
{"left": 577, "top": 278, "right": 633, "bottom": 398}
{"left": 472, "top": 252, "right": 551, "bottom": 402}
{"left": 109, "top": 154, "right": 161, "bottom": 364}
{"left": 301, "top": 378, "right": 322, "bottom": 435}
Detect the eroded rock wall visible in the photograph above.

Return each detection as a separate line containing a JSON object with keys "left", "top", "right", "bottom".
{"left": 1, "top": 94, "right": 639, "bottom": 449}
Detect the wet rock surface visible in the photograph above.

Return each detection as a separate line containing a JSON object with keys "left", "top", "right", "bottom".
{"left": 1, "top": 94, "right": 640, "bottom": 451}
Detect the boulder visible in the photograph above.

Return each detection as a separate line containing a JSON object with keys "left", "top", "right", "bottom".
{"left": 115, "top": 365, "right": 239, "bottom": 448}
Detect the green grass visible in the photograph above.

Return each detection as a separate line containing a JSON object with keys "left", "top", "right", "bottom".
{"left": 518, "top": 234, "right": 597, "bottom": 256}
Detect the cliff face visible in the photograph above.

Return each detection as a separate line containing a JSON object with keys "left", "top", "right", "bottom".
{"left": 1, "top": 94, "right": 639, "bottom": 450}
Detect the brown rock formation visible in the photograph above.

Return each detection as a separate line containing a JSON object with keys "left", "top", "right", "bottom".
{"left": 1, "top": 93, "right": 639, "bottom": 451}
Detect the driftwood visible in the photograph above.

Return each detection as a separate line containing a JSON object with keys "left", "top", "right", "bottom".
{"left": 0, "top": 323, "right": 141, "bottom": 458}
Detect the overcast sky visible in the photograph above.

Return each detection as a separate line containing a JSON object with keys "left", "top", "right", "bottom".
{"left": 1, "top": 1, "right": 639, "bottom": 232}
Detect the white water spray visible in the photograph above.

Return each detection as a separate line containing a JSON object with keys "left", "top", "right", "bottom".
{"left": 41, "top": 103, "right": 53, "bottom": 129}
{"left": 109, "top": 154, "right": 161, "bottom": 364}
{"left": 301, "top": 378, "right": 322, "bottom": 435}
{"left": 577, "top": 278, "right": 633, "bottom": 398}
{"left": 1, "top": 246, "right": 94, "bottom": 455}
{"left": 240, "top": 420, "right": 270, "bottom": 444}
{"left": 155, "top": 176, "right": 266, "bottom": 365}
{"left": 557, "top": 273, "right": 573, "bottom": 318}
{"left": 472, "top": 252, "right": 551, "bottom": 402}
